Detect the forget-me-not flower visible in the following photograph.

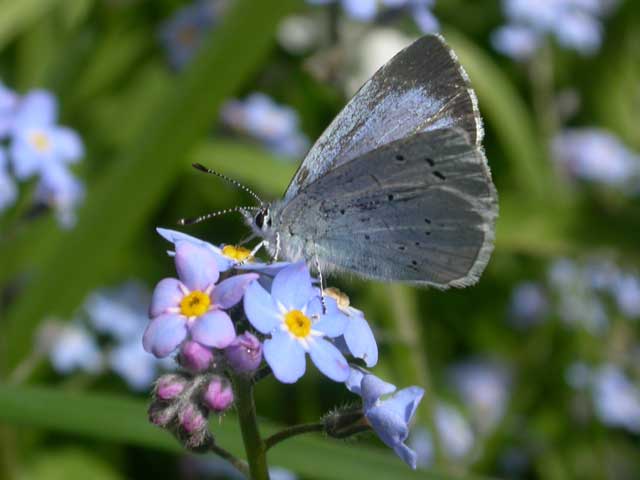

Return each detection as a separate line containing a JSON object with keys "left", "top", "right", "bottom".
{"left": 159, "top": 0, "right": 222, "bottom": 70}
{"left": 346, "top": 368, "right": 424, "bottom": 469}
{"left": 9, "top": 89, "right": 83, "bottom": 180}
{"left": 220, "top": 93, "right": 309, "bottom": 159}
{"left": 145, "top": 241, "right": 258, "bottom": 357}
{"left": 243, "top": 262, "right": 350, "bottom": 383}
{"left": 48, "top": 322, "right": 104, "bottom": 375}
{"left": 110, "top": 340, "right": 162, "bottom": 391}
{"left": 591, "top": 364, "right": 640, "bottom": 433}
{"left": 492, "top": 0, "right": 618, "bottom": 59}
{"left": 34, "top": 163, "right": 85, "bottom": 228}
{"left": 508, "top": 281, "right": 549, "bottom": 328}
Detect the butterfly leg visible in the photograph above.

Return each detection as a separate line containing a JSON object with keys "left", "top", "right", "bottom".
{"left": 239, "top": 240, "right": 268, "bottom": 265}
{"left": 273, "top": 232, "right": 281, "bottom": 262}
{"left": 237, "top": 233, "right": 256, "bottom": 247}
{"left": 314, "top": 249, "right": 327, "bottom": 314}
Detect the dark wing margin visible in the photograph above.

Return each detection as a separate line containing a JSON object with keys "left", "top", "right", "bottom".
{"left": 281, "top": 128, "right": 497, "bottom": 288}
{"left": 284, "top": 34, "right": 483, "bottom": 201}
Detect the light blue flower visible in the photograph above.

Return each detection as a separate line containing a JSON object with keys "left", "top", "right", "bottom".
{"left": 611, "top": 273, "right": 640, "bottom": 319}
{"left": 493, "top": 0, "right": 618, "bottom": 59}
{"left": 9, "top": 89, "right": 83, "bottom": 180}
{"left": 34, "top": 163, "right": 84, "bottom": 228}
{"left": 243, "top": 262, "right": 349, "bottom": 383}
{"left": 221, "top": 93, "right": 310, "bottom": 159}
{"left": 156, "top": 227, "right": 291, "bottom": 276}
{"left": 346, "top": 368, "right": 424, "bottom": 469}
{"left": 159, "top": 0, "right": 222, "bottom": 70}
{"left": 508, "top": 281, "right": 548, "bottom": 328}
{"left": 553, "top": 128, "right": 640, "bottom": 191}
{"left": 591, "top": 364, "right": 640, "bottom": 433}
{"left": 450, "top": 360, "right": 510, "bottom": 434}
{"left": 0, "top": 147, "right": 17, "bottom": 213}
{"left": 49, "top": 322, "right": 103, "bottom": 374}
{"left": 145, "top": 241, "right": 258, "bottom": 357}
{"left": 324, "top": 288, "right": 378, "bottom": 367}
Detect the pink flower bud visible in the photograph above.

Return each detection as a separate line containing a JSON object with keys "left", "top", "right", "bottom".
{"left": 156, "top": 374, "right": 186, "bottom": 400}
{"left": 225, "top": 332, "right": 262, "bottom": 373}
{"left": 179, "top": 341, "right": 214, "bottom": 372}
{"left": 203, "top": 376, "right": 234, "bottom": 412}
{"left": 179, "top": 404, "right": 207, "bottom": 434}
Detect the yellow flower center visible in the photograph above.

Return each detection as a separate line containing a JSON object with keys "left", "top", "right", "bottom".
{"left": 222, "top": 245, "right": 253, "bottom": 262}
{"left": 180, "top": 291, "right": 211, "bottom": 317}
{"left": 284, "top": 310, "right": 312, "bottom": 338}
{"left": 324, "top": 287, "right": 350, "bottom": 311}
{"left": 29, "top": 131, "right": 51, "bottom": 153}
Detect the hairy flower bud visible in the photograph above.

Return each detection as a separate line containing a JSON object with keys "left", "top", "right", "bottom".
{"left": 179, "top": 341, "right": 215, "bottom": 372}
{"left": 224, "top": 332, "right": 262, "bottom": 373}
{"left": 203, "top": 375, "right": 234, "bottom": 412}
{"left": 177, "top": 403, "right": 213, "bottom": 451}
{"left": 155, "top": 374, "right": 187, "bottom": 400}
{"left": 323, "top": 407, "right": 367, "bottom": 439}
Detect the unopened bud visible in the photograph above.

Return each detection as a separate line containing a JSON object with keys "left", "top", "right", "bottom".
{"left": 203, "top": 376, "right": 234, "bottom": 412}
{"left": 179, "top": 341, "right": 215, "bottom": 372}
{"left": 148, "top": 401, "right": 178, "bottom": 428}
{"left": 323, "top": 407, "right": 367, "bottom": 439}
{"left": 177, "top": 403, "right": 212, "bottom": 451}
{"left": 155, "top": 374, "right": 187, "bottom": 400}
{"left": 225, "top": 332, "right": 262, "bottom": 373}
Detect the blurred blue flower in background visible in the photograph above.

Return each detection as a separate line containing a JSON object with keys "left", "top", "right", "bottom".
{"left": 450, "top": 360, "right": 511, "bottom": 435}
{"left": 244, "top": 262, "right": 349, "bottom": 383}
{"left": 34, "top": 164, "right": 85, "bottom": 228}
{"left": 492, "top": 0, "right": 619, "bottom": 59}
{"left": 110, "top": 340, "right": 162, "bottom": 392}
{"left": 612, "top": 273, "right": 640, "bottom": 319}
{"left": 347, "top": 368, "right": 424, "bottom": 469}
{"left": 553, "top": 128, "right": 640, "bottom": 192}
{"left": 591, "top": 364, "right": 640, "bottom": 433}
{"left": 159, "top": 0, "right": 223, "bottom": 70}
{"left": 307, "top": 0, "right": 439, "bottom": 33}
{"left": 0, "top": 147, "right": 17, "bottom": 213}
{"left": 508, "top": 281, "right": 549, "bottom": 328}
{"left": 221, "top": 93, "right": 309, "bottom": 159}
{"left": 48, "top": 322, "right": 103, "bottom": 375}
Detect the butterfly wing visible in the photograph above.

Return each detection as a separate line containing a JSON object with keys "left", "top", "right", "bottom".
{"left": 277, "top": 128, "right": 497, "bottom": 288}
{"left": 284, "top": 34, "right": 483, "bottom": 202}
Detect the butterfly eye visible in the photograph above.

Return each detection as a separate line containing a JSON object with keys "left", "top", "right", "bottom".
{"left": 255, "top": 211, "right": 264, "bottom": 229}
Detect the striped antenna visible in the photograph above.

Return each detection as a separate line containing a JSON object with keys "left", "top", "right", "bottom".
{"left": 192, "top": 163, "right": 264, "bottom": 206}
{"left": 178, "top": 206, "right": 259, "bottom": 226}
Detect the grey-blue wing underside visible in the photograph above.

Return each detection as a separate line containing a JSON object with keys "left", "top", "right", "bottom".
{"left": 278, "top": 128, "right": 497, "bottom": 288}
{"left": 284, "top": 34, "right": 483, "bottom": 202}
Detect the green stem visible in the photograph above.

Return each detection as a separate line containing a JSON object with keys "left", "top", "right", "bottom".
{"left": 233, "top": 374, "right": 270, "bottom": 480}
{"left": 265, "top": 422, "right": 324, "bottom": 451}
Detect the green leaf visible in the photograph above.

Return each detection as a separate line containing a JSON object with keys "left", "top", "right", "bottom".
{"left": 0, "top": 384, "right": 490, "bottom": 480}
{"left": 3, "top": 0, "right": 300, "bottom": 371}
{"left": 21, "top": 448, "right": 122, "bottom": 480}
{"left": 0, "top": 0, "right": 63, "bottom": 51}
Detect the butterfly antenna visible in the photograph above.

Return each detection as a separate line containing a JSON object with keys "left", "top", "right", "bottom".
{"left": 192, "top": 163, "right": 264, "bottom": 206}
{"left": 178, "top": 206, "right": 259, "bottom": 226}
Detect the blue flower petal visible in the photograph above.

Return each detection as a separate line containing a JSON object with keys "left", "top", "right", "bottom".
{"left": 271, "top": 261, "right": 314, "bottom": 310}
{"left": 313, "top": 311, "right": 348, "bottom": 338}
{"left": 52, "top": 127, "right": 83, "bottom": 162}
{"left": 263, "top": 331, "right": 306, "bottom": 383}
{"left": 308, "top": 338, "right": 349, "bottom": 382}
{"left": 189, "top": 310, "right": 236, "bottom": 348}
{"left": 392, "top": 443, "right": 418, "bottom": 470}
{"left": 175, "top": 240, "right": 220, "bottom": 291}
{"left": 345, "top": 367, "right": 365, "bottom": 395}
{"left": 149, "top": 278, "right": 183, "bottom": 317}
{"left": 212, "top": 273, "right": 258, "bottom": 309}
{"left": 366, "top": 403, "right": 410, "bottom": 449}
{"left": 156, "top": 228, "right": 235, "bottom": 271}
{"left": 344, "top": 313, "right": 378, "bottom": 367}
{"left": 143, "top": 313, "right": 187, "bottom": 358}
{"left": 378, "top": 386, "right": 424, "bottom": 424}
{"left": 243, "top": 280, "right": 281, "bottom": 334}
{"left": 13, "top": 90, "right": 58, "bottom": 129}
{"left": 361, "top": 373, "right": 397, "bottom": 410}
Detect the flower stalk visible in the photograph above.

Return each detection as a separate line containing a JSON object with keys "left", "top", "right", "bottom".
{"left": 233, "top": 373, "right": 270, "bottom": 480}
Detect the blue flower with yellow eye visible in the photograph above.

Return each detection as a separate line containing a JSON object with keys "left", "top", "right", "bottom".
{"left": 243, "top": 262, "right": 350, "bottom": 383}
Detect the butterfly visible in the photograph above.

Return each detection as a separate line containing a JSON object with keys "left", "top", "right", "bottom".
{"left": 188, "top": 34, "right": 498, "bottom": 289}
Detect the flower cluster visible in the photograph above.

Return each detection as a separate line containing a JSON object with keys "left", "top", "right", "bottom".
{"left": 159, "top": 0, "right": 228, "bottom": 71}
{"left": 307, "top": 0, "right": 439, "bottom": 34}
{"left": 42, "top": 282, "right": 173, "bottom": 391}
{"left": 552, "top": 128, "right": 640, "bottom": 194}
{"left": 220, "top": 93, "right": 310, "bottom": 159}
{"left": 0, "top": 83, "right": 84, "bottom": 226}
{"left": 492, "top": 0, "right": 619, "bottom": 60}
{"left": 144, "top": 228, "right": 425, "bottom": 467}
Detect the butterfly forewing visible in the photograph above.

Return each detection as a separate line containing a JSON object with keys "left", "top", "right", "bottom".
{"left": 284, "top": 34, "right": 482, "bottom": 202}
{"left": 277, "top": 128, "right": 497, "bottom": 287}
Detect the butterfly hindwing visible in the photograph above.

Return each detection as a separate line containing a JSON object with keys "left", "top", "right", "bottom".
{"left": 284, "top": 34, "right": 482, "bottom": 202}
{"left": 276, "top": 128, "right": 497, "bottom": 287}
